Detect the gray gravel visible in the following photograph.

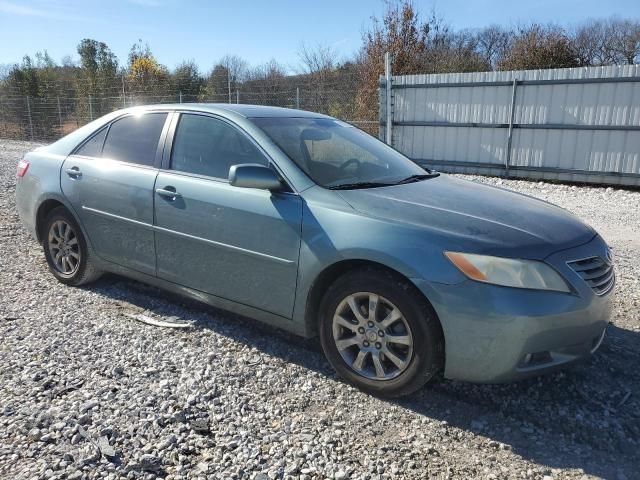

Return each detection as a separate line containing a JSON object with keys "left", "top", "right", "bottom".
{"left": 0, "top": 139, "right": 639, "bottom": 480}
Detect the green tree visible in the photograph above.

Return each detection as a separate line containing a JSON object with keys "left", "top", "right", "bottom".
{"left": 6, "top": 55, "right": 40, "bottom": 97}
{"left": 76, "top": 39, "right": 119, "bottom": 117}
{"left": 172, "top": 60, "right": 205, "bottom": 101}
{"left": 205, "top": 64, "right": 230, "bottom": 101}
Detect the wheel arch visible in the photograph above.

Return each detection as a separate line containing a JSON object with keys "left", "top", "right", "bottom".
{"left": 35, "top": 199, "right": 68, "bottom": 243}
{"left": 304, "top": 259, "right": 445, "bottom": 345}
{"left": 35, "top": 196, "right": 87, "bottom": 246}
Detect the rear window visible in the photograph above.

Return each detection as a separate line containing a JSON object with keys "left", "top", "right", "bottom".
{"left": 102, "top": 113, "right": 168, "bottom": 166}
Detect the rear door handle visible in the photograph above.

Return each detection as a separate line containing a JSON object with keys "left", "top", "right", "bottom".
{"left": 156, "top": 187, "right": 182, "bottom": 200}
{"left": 65, "top": 167, "right": 82, "bottom": 178}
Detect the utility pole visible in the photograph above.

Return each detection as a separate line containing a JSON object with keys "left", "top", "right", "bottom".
{"left": 296, "top": 87, "right": 300, "bottom": 109}
{"left": 228, "top": 70, "right": 232, "bottom": 104}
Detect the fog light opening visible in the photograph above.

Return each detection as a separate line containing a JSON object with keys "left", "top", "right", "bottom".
{"left": 520, "top": 351, "right": 553, "bottom": 368}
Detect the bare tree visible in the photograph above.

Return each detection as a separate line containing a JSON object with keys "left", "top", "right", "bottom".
{"left": 476, "top": 25, "right": 513, "bottom": 69}
{"left": 356, "top": 1, "right": 428, "bottom": 120}
{"left": 241, "top": 59, "right": 289, "bottom": 106}
{"left": 572, "top": 20, "right": 609, "bottom": 65}
{"left": 422, "top": 27, "right": 491, "bottom": 73}
{"left": 298, "top": 42, "right": 337, "bottom": 75}
{"left": 571, "top": 18, "right": 640, "bottom": 66}
{"left": 246, "top": 59, "right": 287, "bottom": 81}
{"left": 498, "top": 24, "right": 579, "bottom": 71}
{"left": 606, "top": 18, "right": 640, "bottom": 64}
{"left": 205, "top": 54, "right": 248, "bottom": 102}
{"left": 219, "top": 54, "right": 249, "bottom": 85}
{"left": 297, "top": 43, "right": 341, "bottom": 111}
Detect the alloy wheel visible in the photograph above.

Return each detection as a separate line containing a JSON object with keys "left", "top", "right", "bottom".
{"left": 47, "top": 220, "right": 81, "bottom": 276}
{"left": 332, "top": 292, "right": 414, "bottom": 380}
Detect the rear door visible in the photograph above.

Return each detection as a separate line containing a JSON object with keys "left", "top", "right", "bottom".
{"left": 61, "top": 112, "right": 170, "bottom": 275}
{"left": 153, "top": 112, "right": 303, "bottom": 318}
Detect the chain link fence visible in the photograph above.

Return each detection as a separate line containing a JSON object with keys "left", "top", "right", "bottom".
{"left": 0, "top": 77, "right": 378, "bottom": 142}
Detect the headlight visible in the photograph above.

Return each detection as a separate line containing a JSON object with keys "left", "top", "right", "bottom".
{"left": 444, "top": 252, "right": 570, "bottom": 292}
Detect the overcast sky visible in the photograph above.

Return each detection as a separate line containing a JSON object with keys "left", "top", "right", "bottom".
{"left": 1, "top": 0, "right": 639, "bottom": 72}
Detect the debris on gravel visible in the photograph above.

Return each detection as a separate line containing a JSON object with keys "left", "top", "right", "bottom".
{"left": 0, "top": 140, "right": 638, "bottom": 479}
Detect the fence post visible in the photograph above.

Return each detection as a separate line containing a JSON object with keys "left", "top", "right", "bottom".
{"left": 384, "top": 52, "right": 393, "bottom": 146}
{"left": 505, "top": 78, "right": 518, "bottom": 177}
{"left": 179, "top": 91, "right": 183, "bottom": 104}
{"left": 88, "top": 95, "right": 93, "bottom": 121}
{"left": 57, "top": 96, "right": 63, "bottom": 131}
{"left": 122, "top": 76, "right": 126, "bottom": 108}
{"left": 236, "top": 90, "right": 239, "bottom": 104}
{"left": 26, "top": 96, "right": 34, "bottom": 141}
{"left": 296, "top": 87, "right": 300, "bottom": 109}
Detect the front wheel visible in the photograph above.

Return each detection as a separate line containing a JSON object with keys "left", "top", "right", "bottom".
{"left": 319, "top": 268, "right": 444, "bottom": 398}
{"left": 42, "top": 207, "right": 101, "bottom": 286}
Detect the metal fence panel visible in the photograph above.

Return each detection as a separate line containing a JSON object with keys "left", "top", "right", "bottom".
{"left": 383, "top": 65, "right": 640, "bottom": 187}
{"left": 0, "top": 80, "right": 378, "bottom": 142}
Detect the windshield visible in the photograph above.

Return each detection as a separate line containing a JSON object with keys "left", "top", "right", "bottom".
{"left": 250, "top": 117, "right": 429, "bottom": 188}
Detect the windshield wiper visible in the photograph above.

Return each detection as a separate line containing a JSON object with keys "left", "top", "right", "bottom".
{"left": 327, "top": 181, "right": 395, "bottom": 190}
{"left": 395, "top": 172, "right": 440, "bottom": 185}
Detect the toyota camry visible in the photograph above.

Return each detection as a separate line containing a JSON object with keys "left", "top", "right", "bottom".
{"left": 15, "top": 104, "right": 614, "bottom": 397}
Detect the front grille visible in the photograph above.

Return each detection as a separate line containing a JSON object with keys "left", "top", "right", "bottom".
{"left": 567, "top": 256, "right": 615, "bottom": 295}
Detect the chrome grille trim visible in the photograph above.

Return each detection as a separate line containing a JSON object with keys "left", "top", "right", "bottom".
{"left": 567, "top": 255, "right": 615, "bottom": 296}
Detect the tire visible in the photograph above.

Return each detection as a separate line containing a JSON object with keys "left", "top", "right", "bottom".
{"left": 318, "top": 267, "right": 444, "bottom": 398}
{"left": 42, "top": 206, "right": 101, "bottom": 286}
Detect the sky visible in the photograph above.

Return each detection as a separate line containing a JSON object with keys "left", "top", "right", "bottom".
{"left": 1, "top": 0, "right": 639, "bottom": 73}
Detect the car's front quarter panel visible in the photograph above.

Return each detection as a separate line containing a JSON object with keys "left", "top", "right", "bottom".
{"left": 15, "top": 149, "right": 68, "bottom": 241}
{"left": 293, "top": 186, "right": 468, "bottom": 333}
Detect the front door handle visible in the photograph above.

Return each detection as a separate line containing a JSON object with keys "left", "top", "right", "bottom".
{"left": 65, "top": 167, "right": 82, "bottom": 178}
{"left": 156, "top": 187, "right": 182, "bottom": 200}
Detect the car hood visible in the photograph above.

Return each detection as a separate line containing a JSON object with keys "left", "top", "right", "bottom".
{"left": 337, "top": 175, "right": 595, "bottom": 259}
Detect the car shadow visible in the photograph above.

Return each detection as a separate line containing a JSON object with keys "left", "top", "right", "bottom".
{"left": 88, "top": 274, "right": 639, "bottom": 480}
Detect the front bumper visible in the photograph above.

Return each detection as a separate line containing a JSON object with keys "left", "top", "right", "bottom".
{"left": 413, "top": 235, "right": 614, "bottom": 383}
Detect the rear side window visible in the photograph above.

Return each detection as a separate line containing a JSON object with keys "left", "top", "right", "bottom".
{"left": 102, "top": 113, "right": 168, "bottom": 166}
{"left": 75, "top": 127, "right": 107, "bottom": 157}
{"left": 171, "top": 114, "right": 267, "bottom": 179}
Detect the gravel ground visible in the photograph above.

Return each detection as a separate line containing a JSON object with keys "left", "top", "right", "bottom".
{"left": 0, "top": 139, "right": 638, "bottom": 480}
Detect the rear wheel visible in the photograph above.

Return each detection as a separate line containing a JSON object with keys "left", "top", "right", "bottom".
{"left": 42, "top": 207, "right": 101, "bottom": 286}
{"left": 319, "top": 268, "right": 444, "bottom": 397}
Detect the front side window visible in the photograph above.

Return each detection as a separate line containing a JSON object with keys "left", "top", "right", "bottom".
{"left": 250, "top": 117, "right": 428, "bottom": 188}
{"left": 102, "top": 113, "right": 168, "bottom": 166}
{"left": 171, "top": 114, "right": 268, "bottom": 179}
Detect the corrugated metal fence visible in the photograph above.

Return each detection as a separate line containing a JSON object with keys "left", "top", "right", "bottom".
{"left": 380, "top": 65, "right": 640, "bottom": 187}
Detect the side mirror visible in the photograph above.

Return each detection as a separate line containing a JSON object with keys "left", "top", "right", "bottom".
{"left": 228, "top": 164, "right": 283, "bottom": 191}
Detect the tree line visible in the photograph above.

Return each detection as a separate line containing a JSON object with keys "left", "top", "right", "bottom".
{"left": 1, "top": 1, "right": 638, "bottom": 139}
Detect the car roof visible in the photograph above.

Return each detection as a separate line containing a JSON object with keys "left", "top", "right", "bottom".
{"left": 128, "top": 103, "right": 333, "bottom": 119}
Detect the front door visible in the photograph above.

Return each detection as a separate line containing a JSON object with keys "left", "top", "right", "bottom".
{"left": 153, "top": 113, "right": 302, "bottom": 318}
{"left": 61, "top": 112, "right": 169, "bottom": 275}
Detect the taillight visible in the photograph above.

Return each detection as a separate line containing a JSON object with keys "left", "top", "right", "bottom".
{"left": 17, "top": 159, "right": 29, "bottom": 178}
